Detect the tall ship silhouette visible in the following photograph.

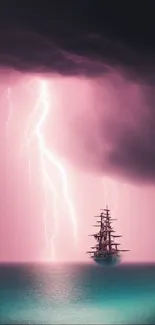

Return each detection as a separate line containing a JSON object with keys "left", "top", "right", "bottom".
{"left": 87, "top": 206, "right": 129, "bottom": 266}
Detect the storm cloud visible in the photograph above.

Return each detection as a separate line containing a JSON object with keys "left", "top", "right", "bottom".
{"left": 0, "top": 27, "right": 154, "bottom": 80}
{"left": 1, "top": 26, "right": 155, "bottom": 184}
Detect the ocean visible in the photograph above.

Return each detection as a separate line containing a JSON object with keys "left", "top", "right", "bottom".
{"left": 0, "top": 263, "right": 155, "bottom": 324}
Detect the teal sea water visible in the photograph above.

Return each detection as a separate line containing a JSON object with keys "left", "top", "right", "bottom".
{"left": 0, "top": 263, "right": 155, "bottom": 324}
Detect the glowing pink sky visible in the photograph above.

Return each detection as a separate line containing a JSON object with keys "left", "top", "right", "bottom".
{"left": 0, "top": 71, "right": 155, "bottom": 263}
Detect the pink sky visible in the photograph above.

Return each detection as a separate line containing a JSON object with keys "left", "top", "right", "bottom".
{"left": 0, "top": 71, "right": 154, "bottom": 263}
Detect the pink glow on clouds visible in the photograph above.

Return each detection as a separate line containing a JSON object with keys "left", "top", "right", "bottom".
{"left": 0, "top": 71, "right": 154, "bottom": 263}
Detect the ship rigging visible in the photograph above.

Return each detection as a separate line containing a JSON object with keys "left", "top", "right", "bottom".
{"left": 87, "top": 206, "right": 129, "bottom": 266}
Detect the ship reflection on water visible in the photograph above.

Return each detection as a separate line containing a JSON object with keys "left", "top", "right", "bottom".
{"left": 0, "top": 262, "right": 155, "bottom": 324}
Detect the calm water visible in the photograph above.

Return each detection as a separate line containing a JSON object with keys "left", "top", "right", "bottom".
{"left": 0, "top": 263, "right": 155, "bottom": 324}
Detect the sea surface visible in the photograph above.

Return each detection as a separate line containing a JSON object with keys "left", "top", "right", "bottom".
{"left": 0, "top": 262, "right": 155, "bottom": 324}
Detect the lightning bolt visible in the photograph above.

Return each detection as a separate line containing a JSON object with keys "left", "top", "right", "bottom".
{"left": 6, "top": 77, "right": 78, "bottom": 261}
{"left": 6, "top": 87, "right": 12, "bottom": 137}
{"left": 36, "top": 79, "right": 77, "bottom": 249}
{"left": 23, "top": 78, "right": 77, "bottom": 260}
{"left": 23, "top": 89, "right": 42, "bottom": 185}
{"left": 102, "top": 177, "right": 119, "bottom": 215}
{"left": 102, "top": 177, "right": 108, "bottom": 207}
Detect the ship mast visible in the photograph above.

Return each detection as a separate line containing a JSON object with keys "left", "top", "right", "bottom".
{"left": 87, "top": 205, "right": 122, "bottom": 256}
{"left": 87, "top": 205, "right": 129, "bottom": 262}
{"left": 100, "top": 206, "right": 117, "bottom": 252}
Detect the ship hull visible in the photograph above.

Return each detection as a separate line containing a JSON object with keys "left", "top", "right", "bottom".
{"left": 92, "top": 254, "right": 120, "bottom": 266}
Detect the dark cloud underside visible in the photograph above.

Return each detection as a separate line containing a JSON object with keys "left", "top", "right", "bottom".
{"left": 0, "top": 2, "right": 155, "bottom": 184}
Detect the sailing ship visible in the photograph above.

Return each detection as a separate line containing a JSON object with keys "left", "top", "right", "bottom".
{"left": 87, "top": 206, "right": 129, "bottom": 266}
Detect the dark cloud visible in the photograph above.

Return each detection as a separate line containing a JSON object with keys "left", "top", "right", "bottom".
{"left": 98, "top": 84, "right": 155, "bottom": 184}
{"left": 108, "top": 87, "right": 155, "bottom": 183}
{"left": 0, "top": 28, "right": 108, "bottom": 75}
{"left": 0, "top": 27, "right": 154, "bottom": 82}
{"left": 0, "top": 26, "right": 155, "bottom": 184}
{"left": 107, "top": 119, "right": 155, "bottom": 184}
{"left": 57, "top": 76, "right": 155, "bottom": 185}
